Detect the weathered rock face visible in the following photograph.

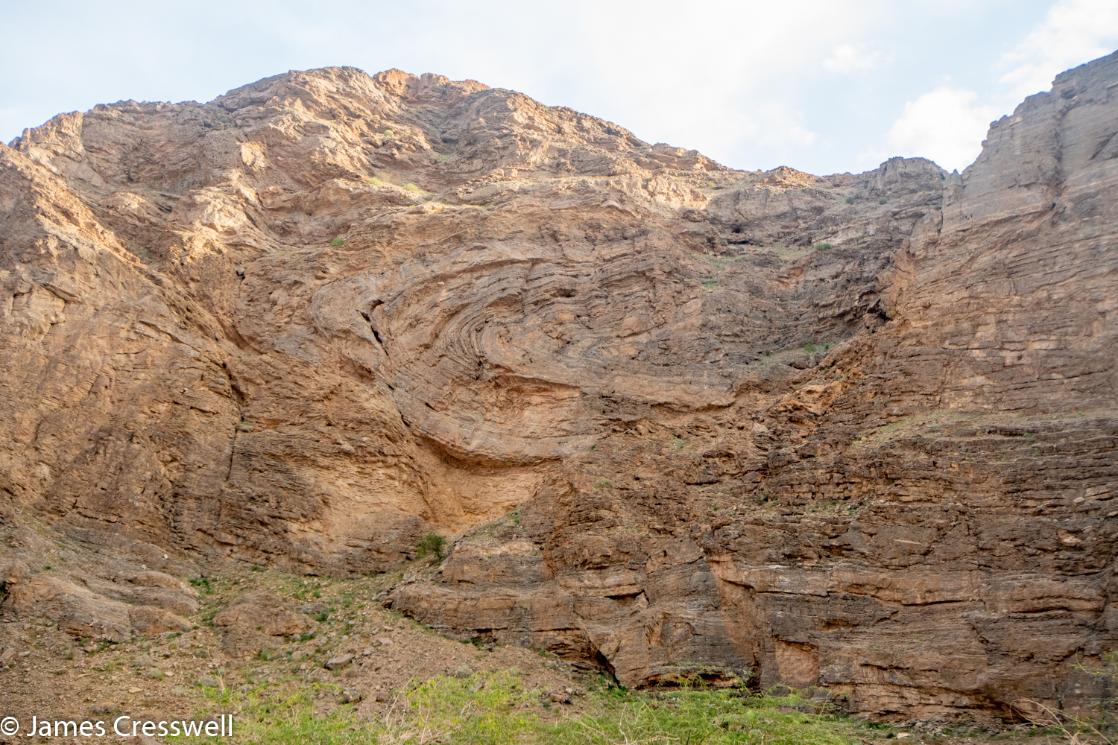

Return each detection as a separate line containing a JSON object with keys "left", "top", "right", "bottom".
{"left": 1, "top": 55, "right": 1115, "bottom": 722}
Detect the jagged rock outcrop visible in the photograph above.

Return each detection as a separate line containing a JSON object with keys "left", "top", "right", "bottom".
{"left": 1, "top": 55, "right": 1115, "bottom": 722}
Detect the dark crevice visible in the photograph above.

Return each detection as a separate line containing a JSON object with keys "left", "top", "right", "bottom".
{"left": 359, "top": 309, "right": 385, "bottom": 347}
{"left": 589, "top": 646, "right": 619, "bottom": 684}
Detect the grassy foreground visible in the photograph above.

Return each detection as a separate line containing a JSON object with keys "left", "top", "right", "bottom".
{"left": 188, "top": 671, "right": 875, "bottom": 744}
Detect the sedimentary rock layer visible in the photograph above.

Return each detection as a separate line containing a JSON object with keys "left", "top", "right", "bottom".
{"left": 1, "top": 54, "right": 1115, "bottom": 721}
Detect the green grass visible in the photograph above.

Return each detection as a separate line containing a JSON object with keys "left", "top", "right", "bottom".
{"left": 382, "top": 672, "right": 873, "bottom": 745}
{"left": 330, "top": 237, "right": 347, "bottom": 247}
{"left": 548, "top": 688, "right": 868, "bottom": 745}
{"left": 182, "top": 684, "right": 377, "bottom": 744}
{"left": 180, "top": 663, "right": 884, "bottom": 744}
{"left": 172, "top": 571, "right": 894, "bottom": 745}
{"left": 813, "top": 242, "right": 833, "bottom": 251}
{"left": 387, "top": 670, "right": 538, "bottom": 744}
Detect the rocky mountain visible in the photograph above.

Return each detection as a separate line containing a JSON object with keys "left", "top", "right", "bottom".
{"left": 1, "top": 53, "right": 1115, "bottom": 723}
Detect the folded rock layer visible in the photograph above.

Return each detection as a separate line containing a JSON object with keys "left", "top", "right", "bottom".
{"left": 1, "top": 54, "right": 1115, "bottom": 721}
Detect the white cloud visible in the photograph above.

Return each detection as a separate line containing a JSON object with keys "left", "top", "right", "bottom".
{"left": 11, "top": 0, "right": 1113, "bottom": 176}
{"left": 874, "top": 0, "right": 1118, "bottom": 173}
{"left": 823, "top": 44, "right": 883, "bottom": 74}
{"left": 999, "top": 0, "right": 1118, "bottom": 99}
{"left": 367, "top": 0, "right": 884, "bottom": 168}
{"left": 883, "top": 87, "right": 998, "bottom": 171}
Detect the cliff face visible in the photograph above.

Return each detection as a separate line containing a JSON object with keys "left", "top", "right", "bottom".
{"left": 1, "top": 55, "right": 1116, "bottom": 721}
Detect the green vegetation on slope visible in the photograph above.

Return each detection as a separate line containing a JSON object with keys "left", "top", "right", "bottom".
{"left": 148, "top": 567, "right": 1081, "bottom": 745}
{"left": 185, "top": 670, "right": 877, "bottom": 744}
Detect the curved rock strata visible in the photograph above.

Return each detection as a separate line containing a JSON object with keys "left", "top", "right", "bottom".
{"left": 0, "top": 56, "right": 1115, "bottom": 722}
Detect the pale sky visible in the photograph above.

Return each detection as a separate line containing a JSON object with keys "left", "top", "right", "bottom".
{"left": 3, "top": 0, "right": 1117, "bottom": 174}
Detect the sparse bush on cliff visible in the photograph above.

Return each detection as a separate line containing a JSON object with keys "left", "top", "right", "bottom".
{"left": 415, "top": 532, "right": 447, "bottom": 561}
{"left": 1015, "top": 653, "right": 1117, "bottom": 744}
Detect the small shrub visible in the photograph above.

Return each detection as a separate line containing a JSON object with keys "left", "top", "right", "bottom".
{"left": 814, "top": 242, "right": 833, "bottom": 251}
{"left": 803, "top": 341, "right": 832, "bottom": 355}
{"left": 189, "top": 577, "right": 214, "bottom": 595}
{"left": 416, "top": 532, "right": 447, "bottom": 561}
{"left": 402, "top": 182, "right": 425, "bottom": 194}
{"left": 330, "top": 237, "right": 346, "bottom": 247}
{"left": 198, "top": 604, "right": 219, "bottom": 627}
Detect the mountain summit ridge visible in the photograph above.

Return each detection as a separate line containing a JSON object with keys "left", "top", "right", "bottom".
{"left": 1, "top": 51, "right": 1116, "bottom": 722}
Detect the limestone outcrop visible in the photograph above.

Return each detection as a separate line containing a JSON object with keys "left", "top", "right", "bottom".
{"left": 1, "top": 55, "right": 1115, "bottom": 722}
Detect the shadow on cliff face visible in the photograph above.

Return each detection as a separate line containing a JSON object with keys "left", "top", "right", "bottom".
{"left": 1, "top": 52, "right": 1117, "bottom": 725}
{"left": 386, "top": 51, "right": 1118, "bottom": 723}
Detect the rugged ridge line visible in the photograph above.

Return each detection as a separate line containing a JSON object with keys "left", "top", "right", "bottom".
{"left": 1, "top": 55, "right": 1115, "bottom": 722}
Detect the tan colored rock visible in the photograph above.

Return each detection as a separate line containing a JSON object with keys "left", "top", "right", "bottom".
{"left": 211, "top": 593, "right": 313, "bottom": 658}
{"left": 128, "top": 605, "right": 191, "bottom": 635}
{"left": 6, "top": 575, "right": 132, "bottom": 642}
{"left": 212, "top": 595, "right": 311, "bottom": 638}
{"left": 1, "top": 53, "right": 1116, "bottom": 722}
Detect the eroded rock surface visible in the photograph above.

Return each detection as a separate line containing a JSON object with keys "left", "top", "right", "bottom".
{"left": 1, "top": 56, "right": 1115, "bottom": 721}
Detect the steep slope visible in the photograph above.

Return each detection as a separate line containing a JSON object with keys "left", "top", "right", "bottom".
{"left": 0, "top": 57, "right": 1115, "bottom": 722}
